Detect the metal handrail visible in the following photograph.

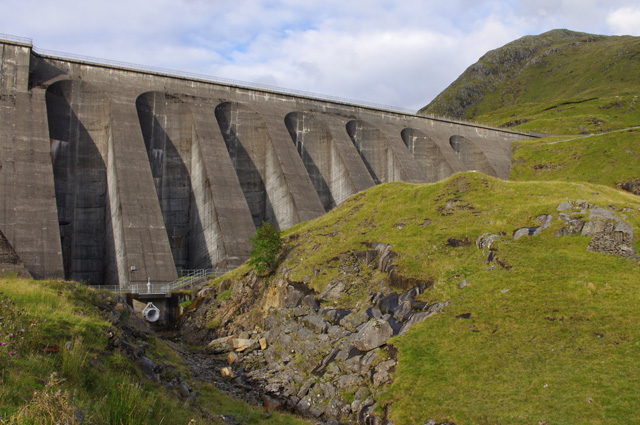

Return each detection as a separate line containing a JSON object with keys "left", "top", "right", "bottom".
{"left": 0, "top": 33, "right": 32, "bottom": 45}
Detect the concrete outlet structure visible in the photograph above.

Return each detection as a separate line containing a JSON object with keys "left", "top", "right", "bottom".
{"left": 0, "top": 37, "right": 535, "bottom": 286}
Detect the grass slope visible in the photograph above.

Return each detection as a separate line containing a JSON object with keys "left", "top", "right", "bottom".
{"left": 510, "top": 128, "right": 640, "bottom": 190}
{"left": 268, "top": 173, "right": 640, "bottom": 424}
{"left": 420, "top": 29, "right": 640, "bottom": 135}
{"left": 0, "top": 277, "right": 308, "bottom": 425}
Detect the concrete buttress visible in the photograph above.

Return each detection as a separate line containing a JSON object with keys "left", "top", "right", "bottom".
{"left": 0, "top": 37, "right": 537, "bottom": 285}
{"left": 109, "top": 95, "right": 177, "bottom": 284}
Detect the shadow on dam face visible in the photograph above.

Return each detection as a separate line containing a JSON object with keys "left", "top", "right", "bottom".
{"left": 401, "top": 127, "right": 454, "bottom": 183}
{"left": 215, "top": 101, "right": 277, "bottom": 229}
{"left": 346, "top": 119, "right": 392, "bottom": 184}
{"left": 449, "top": 135, "right": 498, "bottom": 177}
{"left": 136, "top": 92, "right": 212, "bottom": 272}
{"left": 285, "top": 112, "right": 334, "bottom": 212}
{"left": 46, "top": 80, "right": 118, "bottom": 285}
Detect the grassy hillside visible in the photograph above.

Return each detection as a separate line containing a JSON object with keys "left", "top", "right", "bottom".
{"left": 510, "top": 128, "right": 640, "bottom": 191}
{"left": 0, "top": 277, "right": 308, "bottom": 425}
{"left": 252, "top": 172, "right": 640, "bottom": 424}
{"left": 419, "top": 29, "right": 640, "bottom": 135}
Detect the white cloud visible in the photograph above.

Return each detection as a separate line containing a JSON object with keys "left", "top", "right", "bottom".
{"left": 607, "top": 7, "right": 640, "bottom": 35}
{"left": 0, "top": 0, "right": 638, "bottom": 111}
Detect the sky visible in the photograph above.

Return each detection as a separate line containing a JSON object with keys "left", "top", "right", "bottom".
{"left": 1, "top": 0, "right": 639, "bottom": 111}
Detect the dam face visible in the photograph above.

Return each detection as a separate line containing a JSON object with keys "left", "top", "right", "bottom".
{"left": 0, "top": 38, "right": 534, "bottom": 286}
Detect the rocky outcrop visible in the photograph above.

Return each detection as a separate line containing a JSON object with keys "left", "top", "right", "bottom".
{"left": 477, "top": 201, "right": 638, "bottom": 265}
{"left": 177, "top": 244, "right": 445, "bottom": 424}
{"left": 556, "top": 201, "right": 638, "bottom": 259}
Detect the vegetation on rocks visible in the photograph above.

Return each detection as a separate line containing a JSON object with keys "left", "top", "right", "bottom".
{"left": 248, "top": 222, "right": 284, "bottom": 276}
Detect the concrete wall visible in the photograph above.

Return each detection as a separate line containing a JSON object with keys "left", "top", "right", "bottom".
{"left": 0, "top": 39, "right": 536, "bottom": 286}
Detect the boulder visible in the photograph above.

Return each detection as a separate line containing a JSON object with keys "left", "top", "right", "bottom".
{"left": 207, "top": 336, "right": 235, "bottom": 354}
{"left": 231, "top": 338, "right": 259, "bottom": 352}
{"left": 555, "top": 213, "right": 584, "bottom": 237}
{"left": 476, "top": 233, "right": 502, "bottom": 250}
{"left": 352, "top": 319, "right": 393, "bottom": 352}
{"left": 340, "top": 310, "right": 370, "bottom": 332}
{"left": 301, "top": 315, "right": 328, "bottom": 334}
{"left": 136, "top": 356, "right": 159, "bottom": 382}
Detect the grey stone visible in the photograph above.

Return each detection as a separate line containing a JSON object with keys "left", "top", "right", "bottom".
{"left": 136, "top": 356, "right": 159, "bottom": 382}
{"left": 555, "top": 213, "right": 584, "bottom": 237}
{"left": 352, "top": 319, "right": 393, "bottom": 352}
{"left": 589, "top": 207, "right": 617, "bottom": 221}
{"left": 458, "top": 279, "right": 470, "bottom": 289}
{"left": 398, "top": 311, "right": 433, "bottom": 335}
{"left": 557, "top": 201, "right": 573, "bottom": 211}
{"left": 340, "top": 310, "right": 370, "bottom": 332}
{"left": 301, "top": 315, "right": 328, "bottom": 334}
{"left": 476, "top": 233, "right": 502, "bottom": 250}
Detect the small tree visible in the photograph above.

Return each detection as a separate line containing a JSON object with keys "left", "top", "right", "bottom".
{"left": 248, "top": 222, "right": 283, "bottom": 276}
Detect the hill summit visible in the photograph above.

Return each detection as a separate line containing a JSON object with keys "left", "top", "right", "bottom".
{"left": 419, "top": 29, "right": 640, "bottom": 134}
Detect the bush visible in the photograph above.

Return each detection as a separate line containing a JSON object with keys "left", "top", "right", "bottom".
{"left": 248, "top": 222, "right": 283, "bottom": 276}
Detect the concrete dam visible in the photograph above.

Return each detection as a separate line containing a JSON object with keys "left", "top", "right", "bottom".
{"left": 0, "top": 36, "right": 535, "bottom": 286}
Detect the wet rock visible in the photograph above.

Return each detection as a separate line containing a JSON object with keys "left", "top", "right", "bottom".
{"left": 352, "top": 319, "right": 393, "bottom": 352}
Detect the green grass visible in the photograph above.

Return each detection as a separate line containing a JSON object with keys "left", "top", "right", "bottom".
{"left": 272, "top": 172, "right": 640, "bottom": 424}
{"left": 0, "top": 277, "right": 311, "bottom": 425}
{"left": 421, "top": 30, "right": 640, "bottom": 135}
{"left": 477, "top": 95, "right": 640, "bottom": 135}
{"left": 380, "top": 233, "right": 640, "bottom": 424}
{"left": 510, "top": 128, "right": 640, "bottom": 189}
{"left": 283, "top": 173, "right": 639, "bottom": 296}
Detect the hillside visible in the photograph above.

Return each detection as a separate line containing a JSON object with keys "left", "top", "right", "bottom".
{"left": 178, "top": 173, "right": 640, "bottom": 425}
{"left": 0, "top": 276, "right": 309, "bottom": 424}
{"left": 419, "top": 29, "right": 640, "bottom": 135}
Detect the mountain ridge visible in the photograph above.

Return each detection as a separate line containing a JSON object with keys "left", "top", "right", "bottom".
{"left": 419, "top": 29, "right": 640, "bottom": 134}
